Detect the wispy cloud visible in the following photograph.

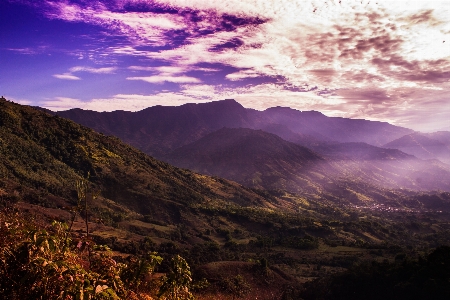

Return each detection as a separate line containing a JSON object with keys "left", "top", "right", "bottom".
{"left": 226, "top": 69, "right": 263, "bottom": 81}
{"left": 127, "top": 75, "right": 201, "bottom": 84}
{"left": 52, "top": 66, "right": 117, "bottom": 80}
{"left": 53, "top": 73, "right": 81, "bottom": 80}
{"left": 40, "top": 94, "right": 204, "bottom": 112}
{"left": 69, "top": 66, "right": 117, "bottom": 74}
{"left": 127, "top": 65, "right": 206, "bottom": 83}
{"left": 6, "top": 48, "right": 40, "bottom": 55}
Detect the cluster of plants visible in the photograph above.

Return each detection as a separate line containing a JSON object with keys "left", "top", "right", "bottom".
{"left": 0, "top": 205, "right": 196, "bottom": 300}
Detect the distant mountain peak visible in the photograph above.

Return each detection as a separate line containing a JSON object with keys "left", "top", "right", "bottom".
{"left": 383, "top": 132, "right": 450, "bottom": 163}
{"left": 199, "top": 99, "right": 244, "bottom": 109}
{"left": 264, "top": 106, "right": 325, "bottom": 116}
{"left": 385, "top": 133, "right": 446, "bottom": 148}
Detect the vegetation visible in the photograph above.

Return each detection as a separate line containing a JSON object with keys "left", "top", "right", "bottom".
{"left": 0, "top": 206, "right": 195, "bottom": 299}
{"left": 301, "top": 246, "right": 450, "bottom": 300}
{"left": 1, "top": 97, "right": 450, "bottom": 298}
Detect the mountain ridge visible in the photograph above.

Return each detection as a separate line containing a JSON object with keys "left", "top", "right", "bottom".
{"left": 384, "top": 132, "right": 450, "bottom": 163}
{"left": 56, "top": 99, "right": 413, "bottom": 159}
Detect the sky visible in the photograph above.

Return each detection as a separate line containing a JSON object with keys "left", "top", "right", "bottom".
{"left": 1, "top": 0, "right": 450, "bottom": 132}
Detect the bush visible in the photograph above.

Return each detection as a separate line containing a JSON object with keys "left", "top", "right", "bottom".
{"left": 0, "top": 208, "right": 194, "bottom": 299}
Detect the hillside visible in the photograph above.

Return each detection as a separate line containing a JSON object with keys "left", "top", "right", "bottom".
{"left": 0, "top": 97, "right": 282, "bottom": 218}
{"left": 384, "top": 132, "right": 450, "bottom": 163}
{"left": 163, "top": 127, "right": 330, "bottom": 194}
{"left": 163, "top": 128, "right": 450, "bottom": 200}
{"left": 312, "top": 142, "right": 415, "bottom": 161}
{"left": 259, "top": 107, "right": 413, "bottom": 146}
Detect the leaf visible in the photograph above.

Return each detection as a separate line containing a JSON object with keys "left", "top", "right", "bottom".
{"left": 95, "top": 284, "right": 109, "bottom": 294}
{"left": 48, "top": 238, "right": 56, "bottom": 252}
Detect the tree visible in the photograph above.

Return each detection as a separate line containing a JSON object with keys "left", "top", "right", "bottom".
{"left": 158, "top": 255, "right": 194, "bottom": 300}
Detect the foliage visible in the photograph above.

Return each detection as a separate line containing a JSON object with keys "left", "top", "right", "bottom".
{"left": 0, "top": 207, "right": 192, "bottom": 299}
{"left": 120, "top": 251, "right": 163, "bottom": 292}
{"left": 0, "top": 214, "right": 121, "bottom": 299}
{"left": 219, "top": 274, "right": 251, "bottom": 298}
{"left": 158, "top": 255, "right": 194, "bottom": 300}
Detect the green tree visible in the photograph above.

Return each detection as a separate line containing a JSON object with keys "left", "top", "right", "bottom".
{"left": 158, "top": 255, "right": 194, "bottom": 300}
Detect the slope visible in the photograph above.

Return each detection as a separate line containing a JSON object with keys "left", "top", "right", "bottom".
{"left": 163, "top": 127, "right": 331, "bottom": 194}
{"left": 0, "top": 97, "right": 280, "bottom": 221}
{"left": 384, "top": 132, "right": 450, "bottom": 163}
{"left": 259, "top": 106, "right": 413, "bottom": 146}
{"left": 164, "top": 128, "right": 450, "bottom": 203}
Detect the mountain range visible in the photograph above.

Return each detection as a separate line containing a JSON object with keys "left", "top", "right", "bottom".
{"left": 54, "top": 99, "right": 450, "bottom": 204}
{"left": 4, "top": 97, "right": 450, "bottom": 299}
{"left": 56, "top": 99, "right": 413, "bottom": 158}
{"left": 2, "top": 96, "right": 448, "bottom": 219}
{"left": 10, "top": 96, "right": 445, "bottom": 250}
{"left": 4, "top": 96, "right": 450, "bottom": 297}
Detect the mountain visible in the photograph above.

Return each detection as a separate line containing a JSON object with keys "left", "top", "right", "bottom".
{"left": 163, "top": 127, "right": 331, "bottom": 194}
{"left": 10, "top": 97, "right": 447, "bottom": 250}
{"left": 254, "top": 123, "right": 326, "bottom": 148}
{"left": 4, "top": 97, "right": 450, "bottom": 298}
{"left": 384, "top": 132, "right": 450, "bottom": 164}
{"left": 0, "top": 97, "right": 284, "bottom": 222}
{"left": 56, "top": 99, "right": 413, "bottom": 159}
{"left": 163, "top": 128, "right": 450, "bottom": 203}
{"left": 56, "top": 99, "right": 255, "bottom": 158}
{"left": 5, "top": 96, "right": 450, "bottom": 217}
{"left": 312, "top": 142, "right": 415, "bottom": 161}
{"left": 54, "top": 100, "right": 450, "bottom": 201}
{"left": 258, "top": 106, "right": 413, "bottom": 146}
{"left": 426, "top": 131, "right": 450, "bottom": 145}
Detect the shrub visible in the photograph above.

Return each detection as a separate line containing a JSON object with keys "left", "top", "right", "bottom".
{"left": 0, "top": 208, "right": 194, "bottom": 299}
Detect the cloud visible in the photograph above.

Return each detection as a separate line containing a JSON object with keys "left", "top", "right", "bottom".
{"left": 40, "top": 93, "right": 209, "bottom": 112}
{"left": 69, "top": 66, "right": 117, "bottom": 74}
{"left": 6, "top": 48, "right": 39, "bottom": 55}
{"left": 226, "top": 69, "right": 262, "bottom": 81}
{"left": 53, "top": 73, "right": 81, "bottom": 80}
{"left": 152, "top": 66, "right": 187, "bottom": 74}
{"left": 11, "top": 0, "right": 450, "bottom": 132}
{"left": 128, "top": 65, "right": 220, "bottom": 73}
{"left": 127, "top": 64, "right": 212, "bottom": 83}
{"left": 402, "top": 9, "right": 444, "bottom": 27}
{"left": 41, "top": 97, "right": 85, "bottom": 111}
{"left": 127, "top": 75, "right": 201, "bottom": 83}
{"left": 128, "top": 66, "right": 155, "bottom": 71}
{"left": 52, "top": 66, "right": 117, "bottom": 80}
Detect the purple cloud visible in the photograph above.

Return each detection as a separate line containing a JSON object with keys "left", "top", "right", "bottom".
{"left": 2, "top": 0, "right": 450, "bottom": 131}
